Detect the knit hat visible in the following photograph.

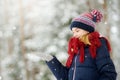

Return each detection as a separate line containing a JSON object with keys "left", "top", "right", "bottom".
{"left": 70, "top": 9, "right": 103, "bottom": 32}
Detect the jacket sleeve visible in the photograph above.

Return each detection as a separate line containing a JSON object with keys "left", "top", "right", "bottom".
{"left": 46, "top": 56, "right": 69, "bottom": 80}
{"left": 95, "top": 38, "right": 117, "bottom": 80}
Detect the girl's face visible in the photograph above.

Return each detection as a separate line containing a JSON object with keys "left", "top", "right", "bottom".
{"left": 72, "top": 27, "right": 89, "bottom": 38}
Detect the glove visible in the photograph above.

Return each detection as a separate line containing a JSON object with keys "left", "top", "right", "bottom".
{"left": 26, "top": 53, "right": 54, "bottom": 62}
{"left": 37, "top": 53, "right": 53, "bottom": 61}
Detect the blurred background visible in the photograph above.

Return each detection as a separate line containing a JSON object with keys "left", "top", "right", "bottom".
{"left": 0, "top": 0, "right": 120, "bottom": 80}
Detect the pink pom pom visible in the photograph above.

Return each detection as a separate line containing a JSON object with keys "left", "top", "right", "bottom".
{"left": 90, "top": 9, "right": 103, "bottom": 22}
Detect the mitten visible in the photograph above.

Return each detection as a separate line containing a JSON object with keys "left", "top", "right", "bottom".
{"left": 37, "top": 53, "right": 54, "bottom": 61}
{"left": 26, "top": 53, "right": 53, "bottom": 62}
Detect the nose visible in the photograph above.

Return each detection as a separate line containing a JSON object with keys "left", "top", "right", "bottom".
{"left": 73, "top": 33, "right": 77, "bottom": 37}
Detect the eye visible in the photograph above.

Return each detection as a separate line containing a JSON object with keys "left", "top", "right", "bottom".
{"left": 76, "top": 30, "right": 79, "bottom": 32}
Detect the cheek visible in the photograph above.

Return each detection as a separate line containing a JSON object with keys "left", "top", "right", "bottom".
{"left": 79, "top": 30, "right": 87, "bottom": 35}
{"left": 78, "top": 32, "right": 83, "bottom": 36}
{"left": 75, "top": 33, "right": 81, "bottom": 38}
{"left": 77, "top": 31, "right": 86, "bottom": 37}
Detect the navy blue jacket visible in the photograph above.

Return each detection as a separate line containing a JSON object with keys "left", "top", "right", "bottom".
{"left": 46, "top": 38, "right": 117, "bottom": 80}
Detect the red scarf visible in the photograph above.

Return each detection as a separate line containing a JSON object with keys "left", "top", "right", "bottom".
{"left": 66, "top": 32, "right": 111, "bottom": 68}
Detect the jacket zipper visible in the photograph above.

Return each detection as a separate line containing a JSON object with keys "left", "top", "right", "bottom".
{"left": 72, "top": 56, "right": 77, "bottom": 80}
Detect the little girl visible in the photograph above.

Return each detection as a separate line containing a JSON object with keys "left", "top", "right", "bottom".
{"left": 41, "top": 9, "right": 117, "bottom": 80}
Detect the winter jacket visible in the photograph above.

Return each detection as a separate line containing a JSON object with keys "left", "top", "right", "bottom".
{"left": 46, "top": 38, "right": 117, "bottom": 80}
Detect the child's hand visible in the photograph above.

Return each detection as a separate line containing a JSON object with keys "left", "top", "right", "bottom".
{"left": 25, "top": 53, "right": 53, "bottom": 62}
{"left": 37, "top": 53, "right": 53, "bottom": 61}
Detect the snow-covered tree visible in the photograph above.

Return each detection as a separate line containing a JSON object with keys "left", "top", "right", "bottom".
{"left": 0, "top": 0, "right": 120, "bottom": 80}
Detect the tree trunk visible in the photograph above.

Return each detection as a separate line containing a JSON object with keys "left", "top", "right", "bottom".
{"left": 102, "top": 0, "right": 113, "bottom": 57}
{"left": 18, "top": 0, "right": 30, "bottom": 80}
{"left": 86, "top": 0, "right": 92, "bottom": 11}
{"left": 8, "top": 38, "right": 13, "bottom": 55}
